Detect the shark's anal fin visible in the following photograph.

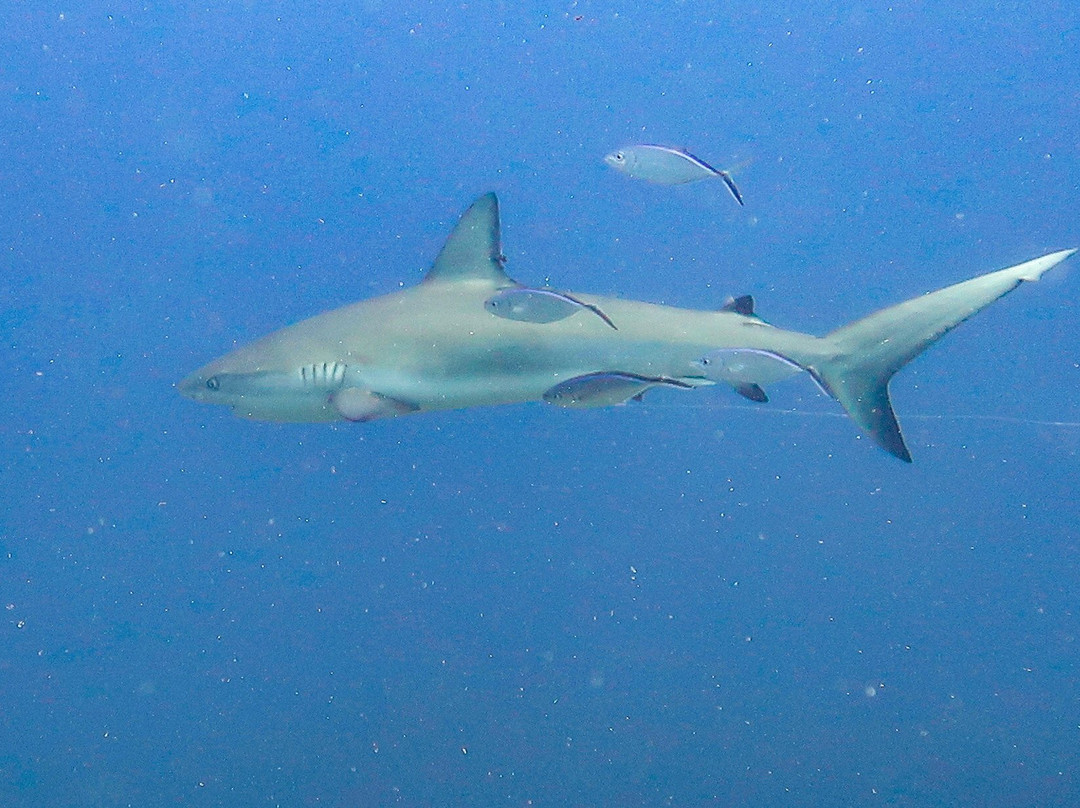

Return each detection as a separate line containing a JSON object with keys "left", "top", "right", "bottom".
{"left": 736, "top": 383, "right": 768, "bottom": 403}
{"left": 424, "top": 193, "right": 513, "bottom": 286}
{"left": 331, "top": 388, "right": 419, "bottom": 422}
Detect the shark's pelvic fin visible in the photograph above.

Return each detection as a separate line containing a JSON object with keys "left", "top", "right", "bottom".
{"left": 811, "top": 249, "right": 1076, "bottom": 461}
{"left": 424, "top": 192, "right": 513, "bottom": 286}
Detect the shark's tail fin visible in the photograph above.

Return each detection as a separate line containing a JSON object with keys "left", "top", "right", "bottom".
{"left": 805, "top": 249, "right": 1075, "bottom": 462}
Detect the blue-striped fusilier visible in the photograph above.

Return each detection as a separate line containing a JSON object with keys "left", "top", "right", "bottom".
{"left": 605, "top": 144, "right": 744, "bottom": 205}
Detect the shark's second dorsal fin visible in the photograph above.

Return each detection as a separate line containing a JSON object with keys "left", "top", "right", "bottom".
{"left": 721, "top": 295, "right": 755, "bottom": 316}
{"left": 424, "top": 193, "right": 513, "bottom": 286}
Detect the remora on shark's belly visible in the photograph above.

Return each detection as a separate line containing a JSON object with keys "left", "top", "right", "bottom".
{"left": 179, "top": 193, "right": 1074, "bottom": 462}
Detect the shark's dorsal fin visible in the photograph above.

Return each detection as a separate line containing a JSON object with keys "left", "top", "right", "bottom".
{"left": 721, "top": 295, "right": 755, "bottom": 316}
{"left": 424, "top": 193, "right": 513, "bottom": 285}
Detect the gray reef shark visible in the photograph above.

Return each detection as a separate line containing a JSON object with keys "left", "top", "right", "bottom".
{"left": 179, "top": 193, "right": 1074, "bottom": 462}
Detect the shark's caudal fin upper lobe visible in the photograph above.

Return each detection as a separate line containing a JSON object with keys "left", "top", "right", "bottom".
{"left": 805, "top": 249, "right": 1075, "bottom": 461}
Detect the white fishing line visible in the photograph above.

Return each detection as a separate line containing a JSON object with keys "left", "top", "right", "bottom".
{"left": 641, "top": 402, "right": 1080, "bottom": 429}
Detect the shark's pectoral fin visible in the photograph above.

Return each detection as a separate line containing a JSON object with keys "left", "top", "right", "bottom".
{"left": 331, "top": 387, "right": 419, "bottom": 422}
{"left": 543, "top": 372, "right": 693, "bottom": 409}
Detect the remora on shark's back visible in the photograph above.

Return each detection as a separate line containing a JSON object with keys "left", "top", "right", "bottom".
{"left": 485, "top": 287, "right": 618, "bottom": 330}
{"left": 179, "top": 193, "right": 1074, "bottom": 462}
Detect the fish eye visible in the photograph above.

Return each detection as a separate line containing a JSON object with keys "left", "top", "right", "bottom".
{"left": 614, "top": 152, "right": 625, "bottom": 161}
{"left": 205, "top": 376, "right": 221, "bottom": 391}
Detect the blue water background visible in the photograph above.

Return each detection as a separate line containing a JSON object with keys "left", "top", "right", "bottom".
{"left": 3, "top": 2, "right": 1080, "bottom": 805}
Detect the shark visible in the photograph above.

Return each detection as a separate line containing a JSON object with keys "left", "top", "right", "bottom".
{"left": 179, "top": 193, "right": 1074, "bottom": 462}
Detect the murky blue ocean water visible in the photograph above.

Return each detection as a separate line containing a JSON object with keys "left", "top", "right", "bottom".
{"left": 3, "top": 3, "right": 1079, "bottom": 805}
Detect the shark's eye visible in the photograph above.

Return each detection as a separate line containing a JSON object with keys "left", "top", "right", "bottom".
{"left": 205, "top": 376, "right": 221, "bottom": 391}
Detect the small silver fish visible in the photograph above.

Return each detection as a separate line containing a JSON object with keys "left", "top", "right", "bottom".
{"left": 604, "top": 144, "right": 744, "bottom": 205}
{"left": 543, "top": 371, "right": 693, "bottom": 408}
{"left": 695, "top": 347, "right": 834, "bottom": 402}
{"left": 697, "top": 348, "right": 804, "bottom": 385}
{"left": 485, "top": 287, "right": 617, "bottom": 329}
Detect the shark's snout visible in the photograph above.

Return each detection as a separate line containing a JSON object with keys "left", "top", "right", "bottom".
{"left": 178, "top": 368, "right": 215, "bottom": 401}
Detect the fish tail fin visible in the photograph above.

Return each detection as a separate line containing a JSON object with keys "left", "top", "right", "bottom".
{"left": 806, "top": 249, "right": 1074, "bottom": 461}
{"left": 718, "top": 171, "right": 745, "bottom": 206}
